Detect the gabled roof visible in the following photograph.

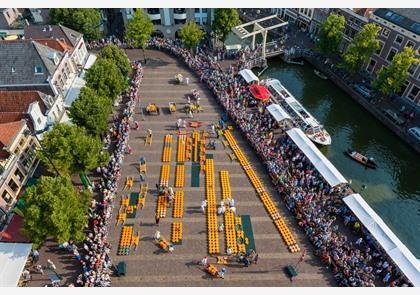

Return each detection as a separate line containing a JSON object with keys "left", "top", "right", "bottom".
{"left": 0, "top": 91, "right": 47, "bottom": 114}
{"left": 0, "top": 120, "right": 24, "bottom": 149}
{"left": 24, "top": 24, "right": 82, "bottom": 48}
{"left": 32, "top": 38, "right": 72, "bottom": 52}
{"left": 0, "top": 40, "right": 63, "bottom": 86}
{"left": 0, "top": 112, "right": 22, "bottom": 124}
{"left": 374, "top": 8, "right": 420, "bottom": 35}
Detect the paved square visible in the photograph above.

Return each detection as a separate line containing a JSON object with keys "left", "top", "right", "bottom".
{"left": 109, "top": 49, "right": 336, "bottom": 286}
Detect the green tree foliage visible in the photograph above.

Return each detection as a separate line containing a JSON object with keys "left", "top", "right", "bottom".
{"left": 212, "top": 8, "right": 241, "bottom": 42}
{"left": 178, "top": 21, "right": 205, "bottom": 50}
{"left": 373, "top": 47, "right": 419, "bottom": 96}
{"left": 342, "top": 23, "right": 381, "bottom": 73}
{"left": 99, "top": 44, "right": 131, "bottom": 77}
{"left": 22, "top": 176, "right": 90, "bottom": 248}
{"left": 316, "top": 13, "right": 346, "bottom": 55}
{"left": 85, "top": 58, "right": 127, "bottom": 100}
{"left": 38, "top": 124, "right": 109, "bottom": 175}
{"left": 124, "top": 9, "right": 154, "bottom": 49}
{"left": 69, "top": 87, "right": 112, "bottom": 136}
{"left": 49, "top": 8, "right": 101, "bottom": 40}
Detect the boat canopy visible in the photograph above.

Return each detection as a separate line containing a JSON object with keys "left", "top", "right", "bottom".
{"left": 0, "top": 242, "right": 32, "bottom": 287}
{"left": 266, "top": 104, "right": 291, "bottom": 122}
{"left": 239, "top": 69, "right": 259, "bottom": 84}
{"left": 343, "top": 194, "right": 420, "bottom": 287}
{"left": 249, "top": 84, "right": 270, "bottom": 101}
{"left": 286, "top": 128, "right": 347, "bottom": 187}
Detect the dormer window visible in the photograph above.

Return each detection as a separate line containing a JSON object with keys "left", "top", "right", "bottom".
{"left": 11, "top": 66, "right": 15, "bottom": 73}
{"left": 34, "top": 66, "right": 43, "bottom": 74}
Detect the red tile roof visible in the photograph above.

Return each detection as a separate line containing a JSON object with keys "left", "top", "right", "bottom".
{"left": 0, "top": 112, "right": 23, "bottom": 124}
{"left": 0, "top": 120, "right": 24, "bottom": 148}
{"left": 34, "top": 38, "right": 72, "bottom": 52}
{"left": 0, "top": 90, "right": 47, "bottom": 115}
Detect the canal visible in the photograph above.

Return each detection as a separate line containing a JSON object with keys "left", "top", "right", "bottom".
{"left": 261, "top": 60, "right": 420, "bottom": 257}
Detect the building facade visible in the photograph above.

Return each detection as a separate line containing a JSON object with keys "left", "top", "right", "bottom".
{"left": 368, "top": 8, "right": 420, "bottom": 105}
{"left": 0, "top": 120, "right": 40, "bottom": 223}
{"left": 271, "top": 8, "right": 314, "bottom": 31}
{"left": 122, "top": 8, "right": 214, "bottom": 39}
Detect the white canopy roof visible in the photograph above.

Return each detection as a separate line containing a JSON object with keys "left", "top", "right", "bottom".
{"left": 266, "top": 103, "right": 291, "bottom": 122}
{"left": 239, "top": 69, "right": 259, "bottom": 83}
{"left": 0, "top": 242, "right": 32, "bottom": 287}
{"left": 344, "top": 194, "right": 420, "bottom": 286}
{"left": 286, "top": 128, "right": 347, "bottom": 187}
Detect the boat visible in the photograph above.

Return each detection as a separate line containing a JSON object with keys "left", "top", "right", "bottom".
{"left": 345, "top": 149, "right": 378, "bottom": 169}
{"left": 262, "top": 78, "right": 332, "bottom": 146}
{"left": 314, "top": 69, "right": 328, "bottom": 80}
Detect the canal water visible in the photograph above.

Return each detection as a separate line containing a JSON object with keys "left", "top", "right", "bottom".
{"left": 261, "top": 60, "right": 420, "bottom": 257}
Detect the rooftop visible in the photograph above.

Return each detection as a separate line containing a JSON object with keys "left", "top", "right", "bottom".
{"left": 0, "top": 120, "right": 24, "bottom": 149}
{"left": 374, "top": 8, "right": 420, "bottom": 35}
{"left": 24, "top": 24, "right": 82, "bottom": 48}
{"left": 0, "top": 40, "right": 63, "bottom": 87}
{"left": 0, "top": 90, "right": 47, "bottom": 115}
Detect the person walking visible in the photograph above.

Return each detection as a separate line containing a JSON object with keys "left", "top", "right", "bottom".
{"left": 155, "top": 214, "right": 160, "bottom": 226}
{"left": 201, "top": 200, "right": 207, "bottom": 214}
{"left": 47, "top": 259, "right": 56, "bottom": 270}
{"left": 32, "top": 249, "right": 39, "bottom": 263}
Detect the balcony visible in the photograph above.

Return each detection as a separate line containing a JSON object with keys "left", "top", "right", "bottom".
{"left": 173, "top": 8, "right": 187, "bottom": 20}
{"left": 147, "top": 9, "right": 161, "bottom": 21}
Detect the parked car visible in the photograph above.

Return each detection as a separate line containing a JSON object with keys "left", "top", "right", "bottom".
{"left": 354, "top": 84, "right": 374, "bottom": 99}
{"left": 408, "top": 127, "right": 420, "bottom": 142}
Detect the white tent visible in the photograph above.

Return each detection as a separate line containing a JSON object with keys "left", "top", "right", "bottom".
{"left": 343, "top": 194, "right": 420, "bottom": 287}
{"left": 239, "top": 69, "right": 259, "bottom": 84}
{"left": 266, "top": 104, "right": 291, "bottom": 122}
{"left": 286, "top": 128, "right": 347, "bottom": 187}
{"left": 0, "top": 242, "right": 32, "bottom": 287}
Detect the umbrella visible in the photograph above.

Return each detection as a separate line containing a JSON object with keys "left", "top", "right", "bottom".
{"left": 249, "top": 85, "right": 270, "bottom": 101}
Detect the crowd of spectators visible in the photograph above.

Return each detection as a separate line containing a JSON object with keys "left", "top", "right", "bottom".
{"left": 72, "top": 61, "right": 144, "bottom": 287}
{"left": 148, "top": 37, "right": 412, "bottom": 287}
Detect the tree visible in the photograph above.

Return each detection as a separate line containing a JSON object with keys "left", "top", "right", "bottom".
{"left": 85, "top": 58, "right": 127, "bottom": 100}
{"left": 99, "top": 44, "right": 131, "bottom": 77}
{"left": 178, "top": 21, "right": 205, "bottom": 50}
{"left": 38, "top": 124, "right": 109, "bottom": 175}
{"left": 124, "top": 9, "right": 154, "bottom": 61}
{"left": 212, "top": 8, "right": 241, "bottom": 42}
{"left": 342, "top": 23, "right": 381, "bottom": 73}
{"left": 22, "top": 176, "right": 90, "bottom": 248}
{"left": 373, "top": 47, "right": 419, "bottom": 96}
{"left": 68, "top": 87, "right": 112, "bottom": 136}
{"left": 49, "top": 8, "right": 101, "bottom": 40}
{"left": 316, "top": 13, "right": 345, "bottom": 55}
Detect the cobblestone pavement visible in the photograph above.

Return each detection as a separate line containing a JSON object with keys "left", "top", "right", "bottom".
{"left": 108, "top": 49, "right": 336, "bottom": 286}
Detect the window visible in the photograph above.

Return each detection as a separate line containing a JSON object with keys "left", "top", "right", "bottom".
{"left": 406, "top": 40, "right": 415, "bottom": 49}
{"left": 376, "top": 41, "right": 384, "bottom": 55}
{"left": 408, "top": 64, "right": 417, "bottom": 75}
{"left": 195, "top": 8, "right": 200, "bottom": 13}
{"left": 34, "top": 65, "right": 43, "bottom": 74}
{"left": 1, "top": 190, "right": 12, "bottom": 204}
{"left": 203, "top": 17, "right": 207, "bottom": 25}
{"left": 395, "top": 34, "right": 404, "bottom": 44}
{"left": 367, "top": 59, "right": 376, "bottom": 73}
{"left": 202, "top": 8, "right": 208, "bottom": 13}
{"left": 398, "top": 81, "right": 410, "bottom": 95}
{"left": 408, "top": 85, "right": 419, "bottom": 101}
{"left": 8, "top": 179, "right": 19, "bottom": 193}
{"left": 19, "top": 138, "right": 25, "bottom": 147}
{"left": 14, "top": 168, "right": 24, "bottom": 182}
{"left": 382, "top": 28, "right": 390, "bottom": 37}
{"left": 387, "top": 48, "right": 397, "bottom": 62}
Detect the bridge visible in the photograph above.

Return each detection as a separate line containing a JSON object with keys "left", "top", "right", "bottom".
{"left": 232, "top": 14, "right": 288, "bottom": 61}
